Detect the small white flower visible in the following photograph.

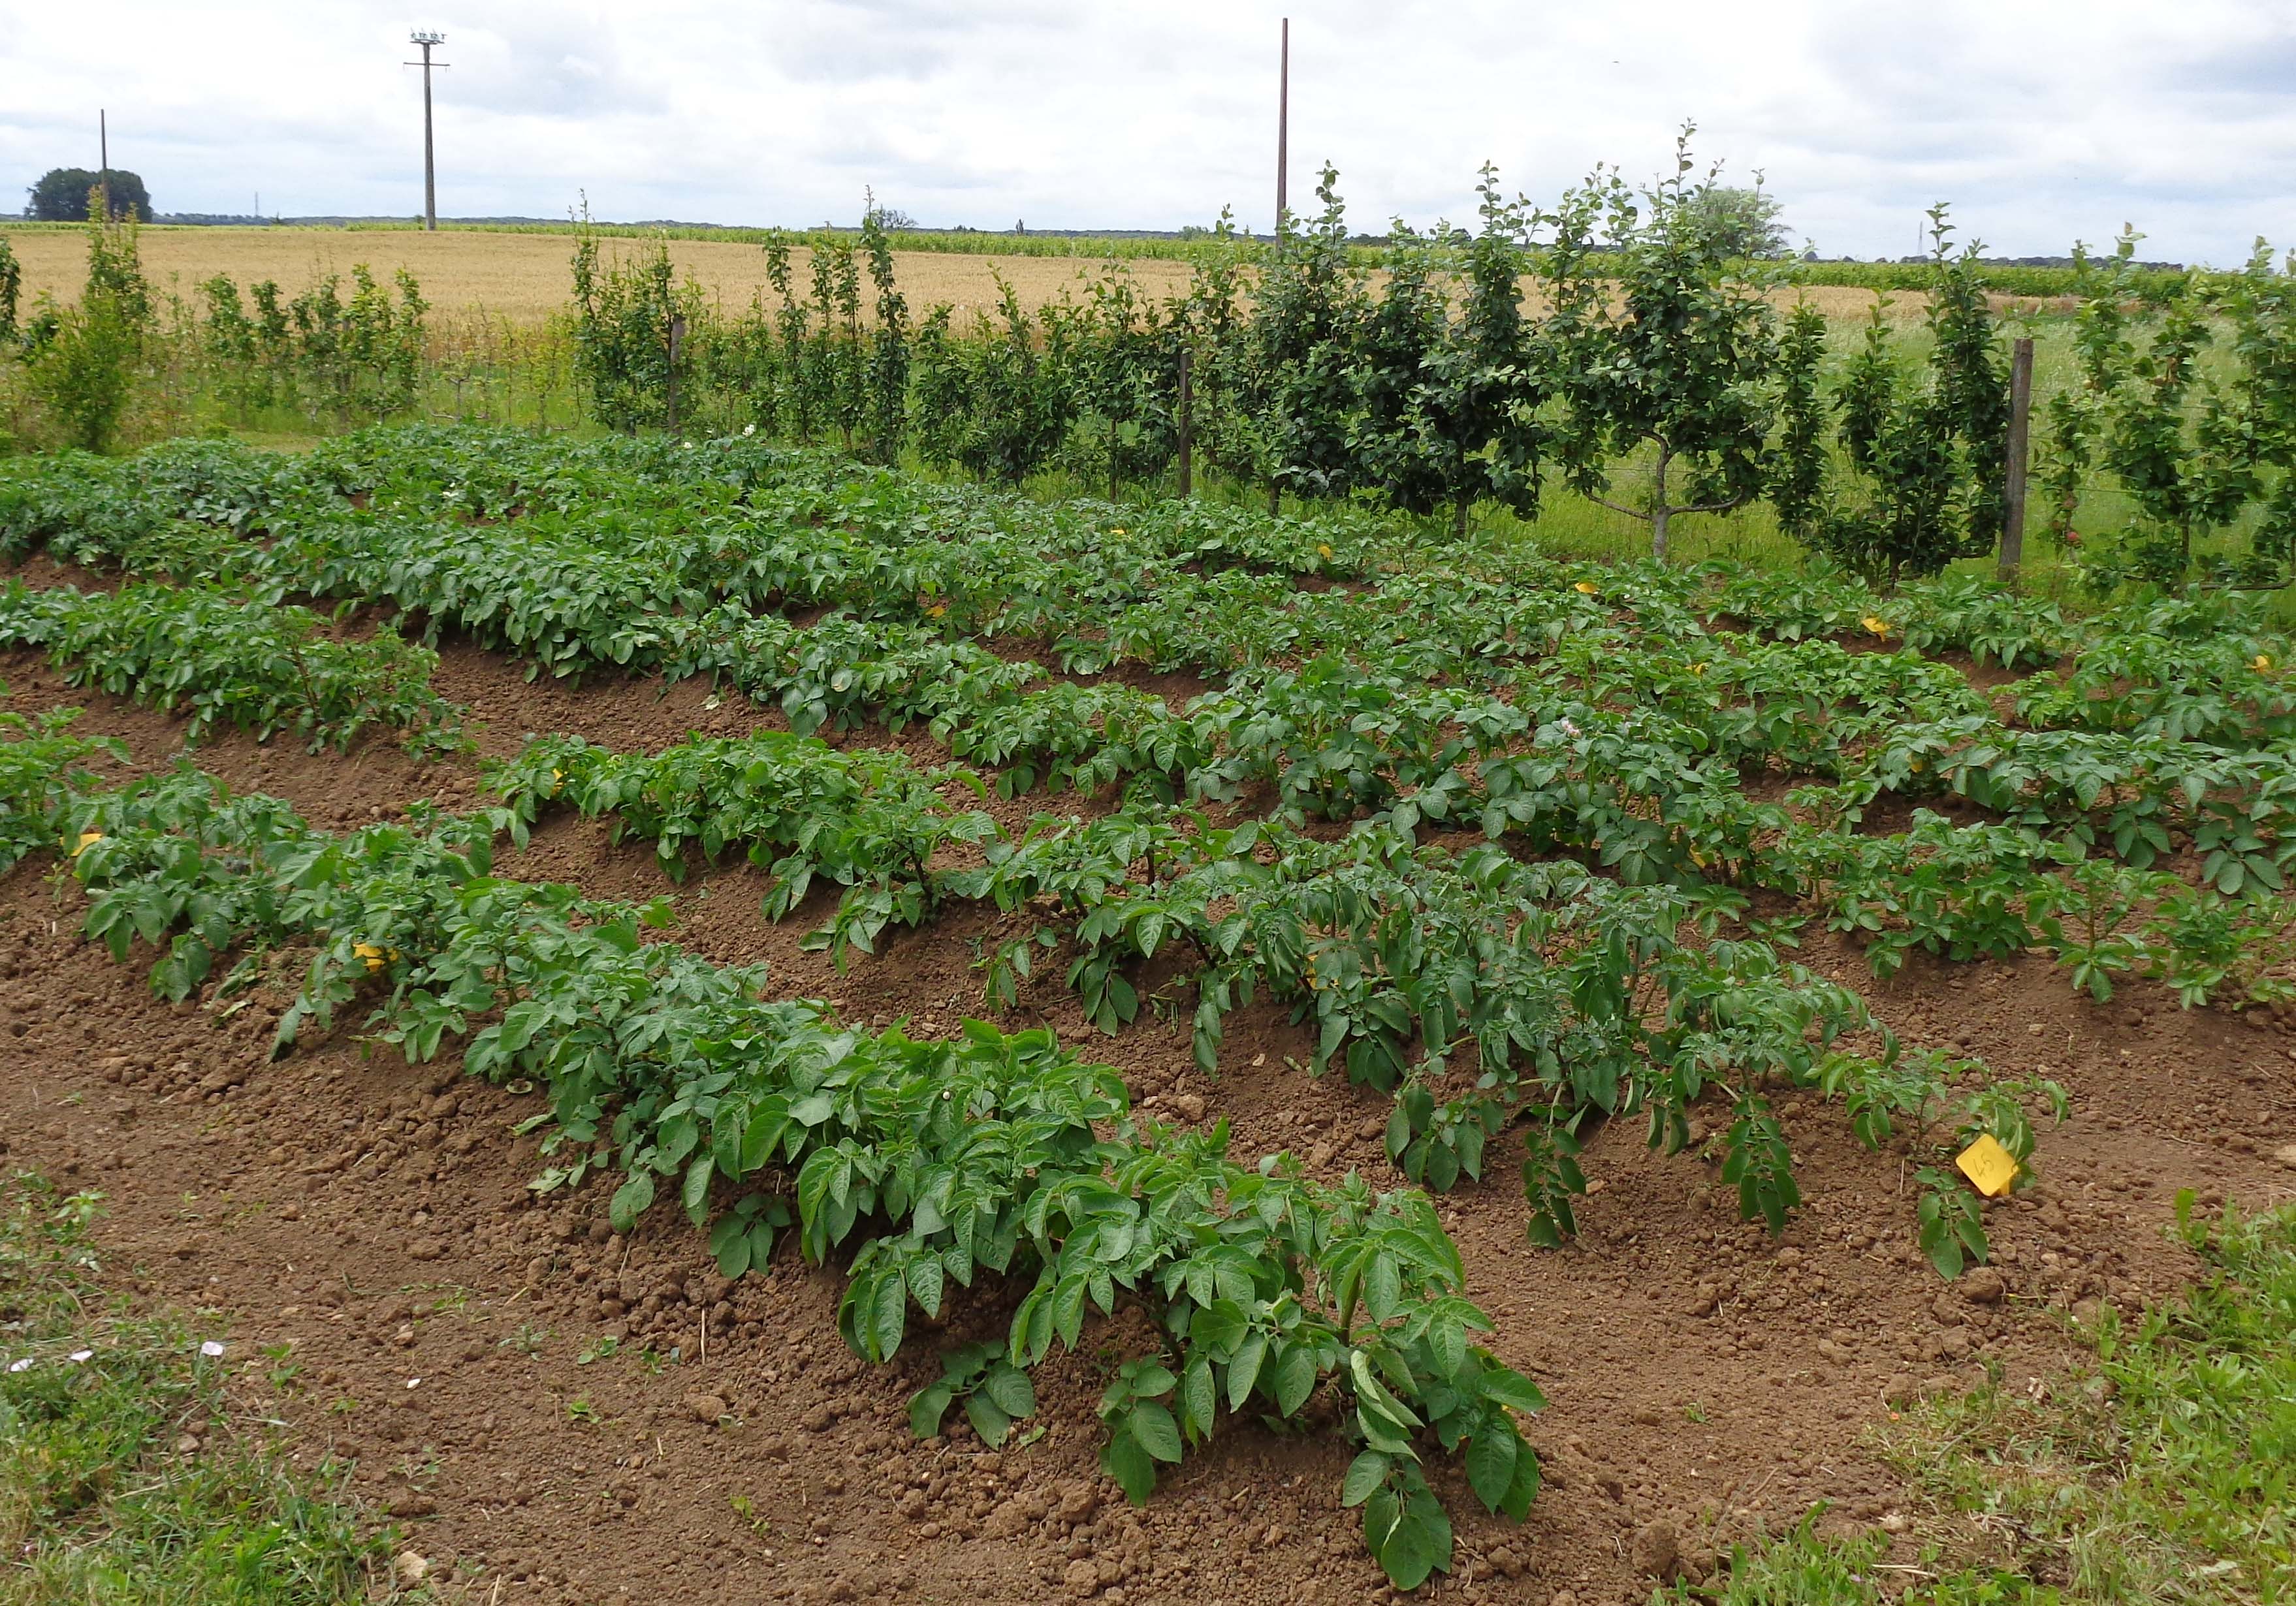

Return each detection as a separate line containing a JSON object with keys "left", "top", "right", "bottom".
{"left": 742, "top": 423, "right": 757, "bottom": 437}
{"left": 199, "top": 1341, "right": 225, "bottom": 1359}
{"left": 1557, "top": 717, "right": 1582, "bottom": 738}
{"left": 681, "top": 439, "right": 694, "bottom": 449}
{"left": 69, "top": 1349, "right": 95, "bottom": 1363}
{"left": 7, "top": 1357, "right": 32, "bottom": 1373}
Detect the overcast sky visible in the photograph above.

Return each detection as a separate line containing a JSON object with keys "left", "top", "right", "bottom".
{"left": 4, "top": 0, "right": 2293, "bottom": 264}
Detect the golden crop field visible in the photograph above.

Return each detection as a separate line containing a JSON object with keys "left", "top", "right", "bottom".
{"left": 3, "top": 226, "right": 1200, "bottom": 326}
{"left": 4, "top": 223, "right": 1934, "bottom": 329}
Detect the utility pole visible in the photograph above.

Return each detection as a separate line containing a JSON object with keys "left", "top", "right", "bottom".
{"left": 99, "top": 109, "right": 110, "bottom": 220}
{"left": 405, "top": 31, "right": 449, "bottom": 230}
{"left": 1275, "top": 18, "right": 1290, "bottom": 232}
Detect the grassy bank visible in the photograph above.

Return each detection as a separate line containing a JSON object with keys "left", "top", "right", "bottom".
{"left": 1666, "top": 1198, "right": 2296, "bottom": 1605}
{"left": 0, "top": 1171, "right": 419, "bottom": 1603}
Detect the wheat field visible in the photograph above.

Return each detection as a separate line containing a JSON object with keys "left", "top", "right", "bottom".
{"left": 3, "top": 224, "right": 1941, "bottom": 330}
{"left": 3, "top": 226, "right": 1208, "bottom": 325}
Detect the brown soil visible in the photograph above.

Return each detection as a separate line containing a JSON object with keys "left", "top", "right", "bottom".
{"left": 5, "top": 644, "right": 2295, "bottom": 1606}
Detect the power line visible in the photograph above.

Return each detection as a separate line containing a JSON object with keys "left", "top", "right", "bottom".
{"left": 404, "top": 31, "right": 449, "bottom": 231}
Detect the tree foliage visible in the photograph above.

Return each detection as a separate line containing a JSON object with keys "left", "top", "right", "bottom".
{"left": 196, "top": 264, "right": 427, "bottom": 422}
{"left": 25, "top": 168, "right": 151, "bottom": 222}
{"left": 910, "top": 276, "right": 1074, "bottom": 486}
{"left": 1546, "top": 128, "right": 1783, "bottom": 560}
{"left": 1680, "top": 182, "right": 1791, "bottom": 259}
{"left": 0, "top": 237, "right": 20, "bottom": 344}
{"left": 2039, "top": 230, "right": 2295, "bottom": 590}
{"left": 1348, "top": 168, "right": 1546, "bottom": 534}
{"left": 569, "top": 223, "right": 701, "bottom": 433}
{"left": 1256, "top": 166, "right": 1371, "bottom": 506}
{"left": 20, "top": 207, "right": 154, "bottom": 450}
{"left": 82, "top": 142, "right": 2291, "bottom": 592}
{"left": 1773, "top": 210, "right": 2014, "bottom": 584}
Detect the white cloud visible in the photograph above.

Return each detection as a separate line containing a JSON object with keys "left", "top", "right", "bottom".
{"left": 2, "top": 0, "right": 2290, "bottom": 262}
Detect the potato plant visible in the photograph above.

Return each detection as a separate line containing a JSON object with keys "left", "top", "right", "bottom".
{"left": 8, "top": 428, "right": 2291, "bottom": 1230}
{"left": 38, "top": 760, "right": 1544, "bottom": 1592}
{"left": 0, "top": 580, "right": 462, "bottom": 754}
{"left": 490, "top": 731, "right": 996, "bottom": 967}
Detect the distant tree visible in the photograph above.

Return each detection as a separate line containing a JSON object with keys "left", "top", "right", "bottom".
{"left": 863, "top": 191, "right": 917, "bottom": 232}
{"left": 26, "top": 167, "right": 151, "bottom": 222}
{"left": 1681, "top": 182, "right": 1790, "bottom": 260}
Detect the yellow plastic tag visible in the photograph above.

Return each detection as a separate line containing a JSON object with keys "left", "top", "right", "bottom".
{"left": 1956, "top": 1133, "right": 2020, "bottom": 1199}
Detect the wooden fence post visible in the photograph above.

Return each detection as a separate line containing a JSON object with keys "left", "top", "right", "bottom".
{"left": 666, "top": 313, "right": 688, "bottom": 438}
{"left": 1999, "top": 336, "right": 2033, "bottom": 584}
{"left": 1177, "top": 346, "right": 1193, "bottom": 499}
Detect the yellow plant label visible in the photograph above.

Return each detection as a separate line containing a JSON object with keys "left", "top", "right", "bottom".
{"left": 1574, "top": 581, "right": 1599, "bottom": 595}
{"left": 71, "top": 831, "right": 103, "bottom": 858}
{"left": 1955, "top": 1133, "right": 2020, "bottom": 1198}
{"left": 353, "top": 943, "right": 388, "bottom": 973}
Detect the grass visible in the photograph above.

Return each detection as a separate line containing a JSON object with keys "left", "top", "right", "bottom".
{"left": 1658, "top": 1197, "right": 2296, "bottom": 1605}
{"left": 0, "top": 1171, "right": 414, "bottom": 1605}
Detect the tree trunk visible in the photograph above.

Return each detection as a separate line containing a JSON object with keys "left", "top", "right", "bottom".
{"left": 1269, "top": 482, "right": 1281, "bottom": 518}
{"left": 1650, "top": 442, "right": 1673, "bottom": 563}
{"left": 1453, "top": 497, "right": 1470, "bottom": 539}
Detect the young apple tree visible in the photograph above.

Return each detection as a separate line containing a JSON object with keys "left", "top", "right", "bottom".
{"left": 1545, "top": 129, "right": 1781, "bottom": 561}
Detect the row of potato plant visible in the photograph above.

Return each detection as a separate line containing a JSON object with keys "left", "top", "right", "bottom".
{"left": 29, "top": 755, "right": 1539, "bottom": 1590}
{"left": 0, "top": 579, "right": 462, "bottom": 753}
{"left": 4, "top": 432, "right": 2286, "bottom": 1187}
{"left": 487, "top": 729, "right": 2063, "bottom": 1268}
{"left": 5, "top": 435, "right": 2288, "bottom": 1011}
